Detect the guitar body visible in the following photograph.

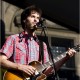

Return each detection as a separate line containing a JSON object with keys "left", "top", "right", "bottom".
{"left": 3, "top": 61, "right": 47, "bottom": 80}
{"left": 3, "top": 71, "right": 23, "bottom": 80}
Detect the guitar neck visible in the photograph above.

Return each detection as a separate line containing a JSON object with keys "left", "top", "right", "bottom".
{"left": 53, "top": 51, "right": 67, "bottom": 63}
{"left": 40, "top": 51, "right": 67, "bottom": 72}
{"left": 37, "top": 45, "right": 79, "bottom": 73}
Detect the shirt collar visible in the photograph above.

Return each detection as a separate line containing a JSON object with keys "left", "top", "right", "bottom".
{"left": 19, "top": 31, "right": 39, "bottom": 42}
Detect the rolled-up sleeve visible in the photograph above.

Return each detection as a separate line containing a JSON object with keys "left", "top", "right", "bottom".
{"left": 0, "top": 36, "right": 14, "bottom": 58}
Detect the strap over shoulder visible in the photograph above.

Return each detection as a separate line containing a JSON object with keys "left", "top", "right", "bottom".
{"left": 39, "top": 40, "right": 44, "bottom": 64}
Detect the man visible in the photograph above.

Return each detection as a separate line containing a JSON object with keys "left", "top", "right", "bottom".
{"left": 0, "top": 5, "right": 76, "bottom": 80}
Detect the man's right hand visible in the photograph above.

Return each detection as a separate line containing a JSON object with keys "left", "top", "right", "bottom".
{"left": 17, "top": 64, "right": 36, "bottom": 76}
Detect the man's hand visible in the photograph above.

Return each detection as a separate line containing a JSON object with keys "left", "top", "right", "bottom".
{"left": 17, "top": 64, "right": 36, "bottom": 76}
{"left": 67, "top": 48, "right": 76, "bottom": 57}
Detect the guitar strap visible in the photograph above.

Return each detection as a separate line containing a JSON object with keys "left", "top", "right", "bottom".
{"left": 39, "top": 40, "right": 44, "bottom": 64}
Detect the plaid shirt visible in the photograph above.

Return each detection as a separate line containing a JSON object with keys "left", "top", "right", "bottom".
{"left": 0, "top": 31, "right": 49, "bottom": 64}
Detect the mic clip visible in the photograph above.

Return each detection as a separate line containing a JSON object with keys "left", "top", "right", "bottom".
{"left": 37, "top": 18, "right": 46, "bottom": 28}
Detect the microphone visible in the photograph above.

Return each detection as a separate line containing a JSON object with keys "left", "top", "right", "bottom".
{"left": 36, "top": 18, "right": 46, "bottom": 28}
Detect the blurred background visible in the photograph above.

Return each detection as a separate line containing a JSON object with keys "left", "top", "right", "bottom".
{"left": 0, "top": 0, "right": 80, "bottom": 80}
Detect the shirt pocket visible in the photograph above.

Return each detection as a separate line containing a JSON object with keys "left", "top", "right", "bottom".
{"left": 14, "top": 44, "right": 26, "bottom": 62}
{"left": 16, "top": 43, "right": 26, "bottom": 53}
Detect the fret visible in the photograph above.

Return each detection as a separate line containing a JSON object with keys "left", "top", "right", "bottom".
{"left": 61, "top": 54, "right": 65, "bottom": 57}
{"left": 43, "top": 64, "right": 47, "bottom": 68}
{"left": 53, "top": 57, "right": 59, "bottom": 63}
{"left": 48, "top": 61, "right": 52, "bottom": 66}
{"left": 57, "top": 57, "right": 60, "bottom": 60}
{"left": 38, "top": 61, "right": 53, "bottom": 73}
{"left": 42, "top": 62, "right": 51, "bottom": 69}
{"left": 53, "top": 59, "right": 57, "bottom": 63}
{"left": 52, "top": 52, "right": 67, "bottom": 64}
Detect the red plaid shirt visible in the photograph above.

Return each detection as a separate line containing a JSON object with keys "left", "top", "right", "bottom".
{"left": 0, "top": 31, "right": 49, "bottom": 64}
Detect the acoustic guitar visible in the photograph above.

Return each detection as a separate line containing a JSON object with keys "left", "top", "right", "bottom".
{"left": 3, "top": 45, "right": 80, "bottom": 80}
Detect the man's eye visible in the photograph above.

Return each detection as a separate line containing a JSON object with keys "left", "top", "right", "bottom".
{"left": 37, "top": 17, "right": 40, "bottom": 20}
{"left": 31, "top": 15, "right": 35, "bottom": 18}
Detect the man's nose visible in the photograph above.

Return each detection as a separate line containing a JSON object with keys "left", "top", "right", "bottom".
{"left": 34, "top": 18, "right": 39, "bottom": 23}
{"left": 34, "top": 19, "right": 37, "bottom": 22}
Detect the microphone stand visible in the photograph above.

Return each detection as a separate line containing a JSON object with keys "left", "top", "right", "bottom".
{"left": 40, "top": 24, "right": 59, "bottom": 80}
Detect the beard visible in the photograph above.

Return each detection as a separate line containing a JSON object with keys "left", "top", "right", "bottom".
{"left": 25, "top": 19, "right": 38, "bottom": 32}
{"left": 29, "top": 26, "right": 37, "bottom": 32}
{"left": 25, "top": 24, "right": 38, "bottom": 32}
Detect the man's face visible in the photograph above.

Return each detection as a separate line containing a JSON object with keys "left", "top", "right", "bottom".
{"left": 25, "top": 11, "right": 40, "bottom": 30}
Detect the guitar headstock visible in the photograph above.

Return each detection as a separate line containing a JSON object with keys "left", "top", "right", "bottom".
{"left": 73, "top": 44, "right": 80, "bottom": 52}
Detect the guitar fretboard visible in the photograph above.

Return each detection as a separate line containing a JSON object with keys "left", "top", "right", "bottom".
{"left": 53, "top": 52, "right": 67, "bottom": 63}
{"left": 38, "top": 52, "right": 67, "bottom": 73}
